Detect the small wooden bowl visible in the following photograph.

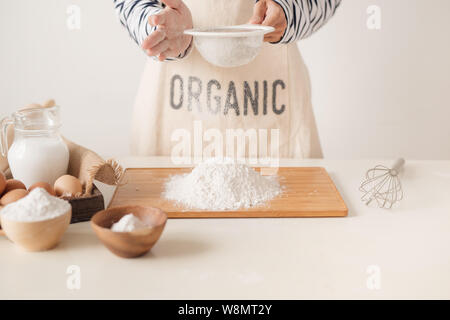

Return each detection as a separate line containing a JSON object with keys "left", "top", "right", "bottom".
{"left": 0, "top": 209, "right": 71, "bottom": 251}
{"left": 90, "top": 206, "right": 167, "bottom": 258}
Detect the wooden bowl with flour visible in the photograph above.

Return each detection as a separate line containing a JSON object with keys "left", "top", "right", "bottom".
{"left": 0, "top": 209, "right": 71, "bottom": 251}
{"left": 91, "top": 206, "right": 167, "bottom": 258}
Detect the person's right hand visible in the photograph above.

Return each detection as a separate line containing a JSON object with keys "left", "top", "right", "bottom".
{"left": 141, "top": 0, "right": 193, "bottom": 61}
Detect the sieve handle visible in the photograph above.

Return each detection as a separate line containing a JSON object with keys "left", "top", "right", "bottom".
{"left": 391, "top": 158, "right": 405, "bottom": 174}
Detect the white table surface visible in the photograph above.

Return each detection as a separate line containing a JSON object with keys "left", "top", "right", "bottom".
{"left": 1, "top": 157, "right": 449, "bottom": 299}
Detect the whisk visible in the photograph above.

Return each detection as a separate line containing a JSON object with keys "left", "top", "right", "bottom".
{"left": 359, "top": 158, "right": 405, "bottom": 208}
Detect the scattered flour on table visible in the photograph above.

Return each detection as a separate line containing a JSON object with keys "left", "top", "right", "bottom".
{"left": 164, "top": 159, "right": 282, "bottom": 210}
{"left": 111, "top": 213, "right": 147, "bottom": 232}
{"left": 1, "top": 188, "right": 70, "bottom": 222}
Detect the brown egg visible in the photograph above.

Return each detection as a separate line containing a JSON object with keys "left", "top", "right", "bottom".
{"left": 28, "top": 182, "right": 56, "bottom": 196}
{"left": 0, "top": 189, "right": 29, "bottom": 206}
{"left": 0, "top": 172, "right": 6, "bottom": 196}
{"left": 54, "top": 175, "right": 83, "bottom": 197}
{"left": 4, "top": 179, "right": 27, "bottom": 194}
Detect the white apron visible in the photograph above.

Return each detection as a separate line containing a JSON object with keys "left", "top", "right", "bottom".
{"left": 131, "top": 0, "right": 323, "bottom": 159}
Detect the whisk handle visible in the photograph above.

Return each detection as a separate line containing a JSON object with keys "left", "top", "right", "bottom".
{"left": 391, "top": 158, "right": 405, "bottom": 174}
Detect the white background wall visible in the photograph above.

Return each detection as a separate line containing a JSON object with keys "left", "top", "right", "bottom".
{"left": 1, "top": 0, "right": 449, "bottom": 160}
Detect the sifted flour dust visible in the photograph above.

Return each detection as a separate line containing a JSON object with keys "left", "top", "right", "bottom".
{"left": 164, "top": 159, "right": 282, "bottom": 210}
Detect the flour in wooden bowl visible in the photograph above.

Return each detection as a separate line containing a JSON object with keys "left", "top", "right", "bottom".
{"left": 164, "top": 159, "right": 281, "bottom": 211}
{"left": 1, "top": 188, "right": 70, "bottom": 222}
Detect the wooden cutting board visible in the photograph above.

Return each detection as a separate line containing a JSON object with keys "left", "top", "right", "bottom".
{"left": 109, "top": 167, "right": 348, "bottom": 218}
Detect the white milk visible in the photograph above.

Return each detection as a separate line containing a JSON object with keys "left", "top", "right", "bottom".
{"left": 8, "top": 136, "right": 69, "bottom": 188}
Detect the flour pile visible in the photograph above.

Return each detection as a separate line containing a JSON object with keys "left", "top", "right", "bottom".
{"left": 111, "top": 213, "right": 147, "bottom": 232}
{"left": 164, "top": 159, "right": 282, "bottom": 210}
{"left": 1, "top": 188, "right": 70, "bottom": 222}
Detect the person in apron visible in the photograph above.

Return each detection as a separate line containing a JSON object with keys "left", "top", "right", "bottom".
{"left": 114, "top": 0, "right": 341, "bottom": 160}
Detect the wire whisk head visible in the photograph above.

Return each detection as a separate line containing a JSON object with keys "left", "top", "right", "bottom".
{"left": 359, "top": 159, "right": 404, "bottom": 209}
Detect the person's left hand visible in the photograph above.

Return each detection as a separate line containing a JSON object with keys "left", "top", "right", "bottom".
{"left": 248, "top": 0, "right": 287, "bottom": 43}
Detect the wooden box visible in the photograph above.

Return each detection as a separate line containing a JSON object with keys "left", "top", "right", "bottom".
{"left": 65, "top": 186, "right": 105, "bottom": 223}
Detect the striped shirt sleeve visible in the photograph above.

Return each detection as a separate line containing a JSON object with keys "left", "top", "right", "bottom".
{"left": 113, "top": 0, "right": 162, "bottom": 47}
{"left": 113, "top": 0, "right": 191, "bottom": 60}
{"left": 272, "top": 0, "right": 342, "bottom": 43}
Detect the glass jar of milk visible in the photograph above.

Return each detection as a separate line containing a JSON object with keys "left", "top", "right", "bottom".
{"left": 0, "top": 106, "right": 69, "bottom": 188}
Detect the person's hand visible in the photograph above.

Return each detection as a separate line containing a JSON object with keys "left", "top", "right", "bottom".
{"left": 141, "top": 0, "right": 193, "bottom": 61}
{"left": 248, "top": 0, "right": 287, "bottom": 43}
